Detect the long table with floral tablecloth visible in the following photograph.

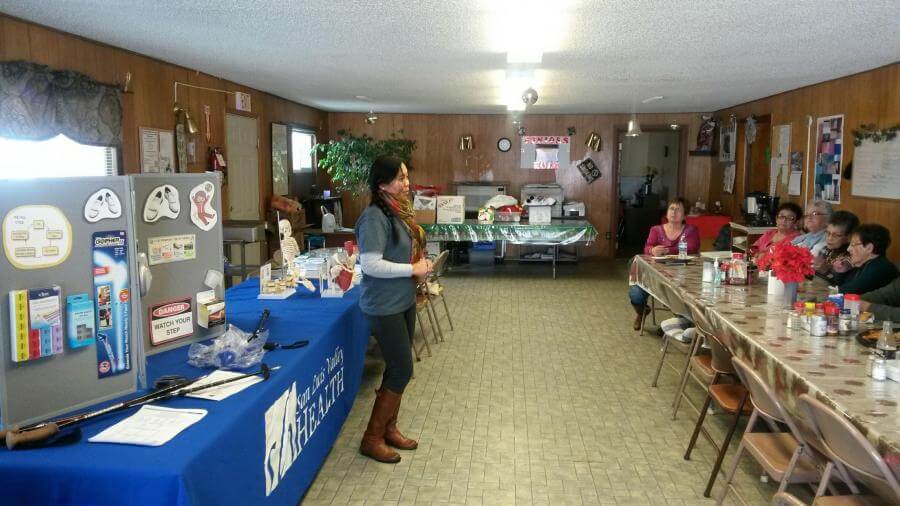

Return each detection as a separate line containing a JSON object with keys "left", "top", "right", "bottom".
{"left": 631, "top": 255, "right": 900, "bottom": 477}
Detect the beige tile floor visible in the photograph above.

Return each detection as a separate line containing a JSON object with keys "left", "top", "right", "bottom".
{"left": 302, "top": 260, "right": 797, "bottom": 505}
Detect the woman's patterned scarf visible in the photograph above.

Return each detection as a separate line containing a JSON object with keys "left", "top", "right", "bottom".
{"left": 379, "top": 190, "right": 426, "bottom": 263}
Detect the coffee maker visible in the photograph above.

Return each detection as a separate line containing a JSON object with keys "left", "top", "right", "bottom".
{"left": 743, "top": 192, "right": 779, "bottom": 226}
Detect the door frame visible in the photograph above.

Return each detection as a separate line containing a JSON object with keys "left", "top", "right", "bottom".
{"left": 609, "top": 125, "right": 687, "bottom": 257}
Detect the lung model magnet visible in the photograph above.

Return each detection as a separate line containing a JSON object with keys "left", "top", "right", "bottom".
{"left": 92, "top": 230, "right": 131, "bottom": 378}
{"left": 8, "top": 286, "right": 63, "bottom": 362}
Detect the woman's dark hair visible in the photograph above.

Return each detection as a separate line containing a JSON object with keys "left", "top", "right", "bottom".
{"left": 852, "top": 224, "right": 891, "bottom": 255}
{"left": 667, "top": 197, "right": 689, "bottom": 212}
{"left": 828, "top": 210, "right": 859, "bottom": 236}
{"left": 368, "top": 156, "right": 406, "bottom": 217}
{"left": 777, "top": 202, "right": 803, "bottom": 221}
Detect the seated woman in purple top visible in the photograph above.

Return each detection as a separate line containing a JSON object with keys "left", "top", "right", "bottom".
{"left": 629, "top": 197, "right": 700, "bottom": 330}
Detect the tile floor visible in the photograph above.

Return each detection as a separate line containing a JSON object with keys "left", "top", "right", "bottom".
{"left": 302, "top": 260, "right": 794, "bottom": 505}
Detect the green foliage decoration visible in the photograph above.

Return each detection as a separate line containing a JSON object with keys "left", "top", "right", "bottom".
{"left": 313, "top": 129, "right": 417, "bottom": 195}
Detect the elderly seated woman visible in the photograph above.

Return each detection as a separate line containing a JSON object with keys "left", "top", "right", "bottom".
{"left": 791, "top": 199, "right": 833, "bottom": 256}
{"left": 628, "top": 197, "right": 700, "bottom": 330}
{"left": 839, "top": 224, "right": 898, "bottom": 295}
{"left": 750, "top": 202, "right": 802, "bottom": 262}
{"left": 814, "top": 210, "right": 858, "bottom": 285}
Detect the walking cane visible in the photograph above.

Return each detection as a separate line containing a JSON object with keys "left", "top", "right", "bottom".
{"left": 5, "top": 364, "right": 275, "bottom": 449}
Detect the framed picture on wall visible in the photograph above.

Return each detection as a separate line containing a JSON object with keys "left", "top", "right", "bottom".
{"left": 813, "top": 114, "right": 844, "bottom": 203}
{"left": 719, "top": 120, "right": 736, "bottom": 163}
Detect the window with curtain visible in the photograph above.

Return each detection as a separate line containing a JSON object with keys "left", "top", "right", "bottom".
{"left": 291, "top": 129, "right": 315, "bottom": 173}
{"left": 0, "top": 60, "right": 122, "bottom": 179}
{"left": 0, "top": 134, "right": 117, "bottom": 178}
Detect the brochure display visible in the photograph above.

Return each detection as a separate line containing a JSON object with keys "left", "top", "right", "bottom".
{"left": 0, "top": 177, "right": 142, "bottom": 428}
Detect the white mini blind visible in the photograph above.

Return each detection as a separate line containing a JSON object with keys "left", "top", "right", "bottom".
{"left": 0, "top": 134, "right": 117, "bottom": 179}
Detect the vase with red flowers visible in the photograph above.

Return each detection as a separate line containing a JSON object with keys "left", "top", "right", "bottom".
{"left": 757, "top": 240, "right": 815, "bottom": 307}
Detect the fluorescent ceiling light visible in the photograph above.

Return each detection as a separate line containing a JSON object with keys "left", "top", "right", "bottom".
{"left": 641, "top": 96, "right": 664, "bottom": 104}
{"left": 507, "top": 50, "right": 542, "bottom": 64}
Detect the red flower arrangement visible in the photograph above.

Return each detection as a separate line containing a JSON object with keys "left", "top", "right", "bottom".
{"left": 756, "top": 240, "right": 815, "bottom": 283}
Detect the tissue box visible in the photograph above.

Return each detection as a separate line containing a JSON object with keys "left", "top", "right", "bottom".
{"left": 414, "top": 195, "right": 436, "bottom": 224}
{"left": 436, "top": 196, "right": 465, "bottom": 224}
{"left": 197, "top": 290, "right": 225, "bottom": 329}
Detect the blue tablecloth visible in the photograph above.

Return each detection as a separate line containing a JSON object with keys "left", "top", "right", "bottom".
{"left": 0, "top": 278, "right": 369, "bottom": 505}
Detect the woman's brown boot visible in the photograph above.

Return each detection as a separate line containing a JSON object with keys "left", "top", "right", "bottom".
{"left": 359, "top": 390, "right": 401, "bottom": 463}
{"left": 631, "top": 304, "right": 646, "bottom": 331}
{"left": 381, "top": 389, "right": 418, "bottom": 450}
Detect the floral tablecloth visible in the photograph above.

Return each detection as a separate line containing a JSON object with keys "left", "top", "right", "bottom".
{"left": 632, "top": 255, "right": 900, "bottom": 477}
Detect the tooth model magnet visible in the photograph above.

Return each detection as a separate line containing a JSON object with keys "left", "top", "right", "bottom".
{"left": 189, "top": 181, "right": 218, "bottom": 231}
{"left": 143, "top": 184, "right": 180, "bottom": 223}
{"left": 66, "top": 294, "right": 96, "bottom": 348}
{"left": 84, "top": 188, "right": 122, "bottom": 223}
{"left": 92, "top": 230, "right": 131, "bottom": 377}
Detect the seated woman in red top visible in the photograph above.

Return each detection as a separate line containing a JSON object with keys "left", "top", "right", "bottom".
{"left": 629, "top": 197, "right": 700, "bottom": 330}
{"left": 750, "top": 202, "right": 802, "bottom": 262}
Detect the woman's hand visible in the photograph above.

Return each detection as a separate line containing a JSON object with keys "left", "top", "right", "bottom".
{"left": 412, "top": 258, "right": 432, "bottom": 278}
{"left": 650, "top": 245, "right": 668, "bottom": 257}
{"left": 832, "top": 258, "right": 852, "bottom": 273}
{"left": 859, "top": 300, "right": 871, "bottom": 313}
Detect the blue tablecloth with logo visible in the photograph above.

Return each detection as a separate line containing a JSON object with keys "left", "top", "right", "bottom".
{"left": 0, "top": 278, "right": 369, "bottom": 505}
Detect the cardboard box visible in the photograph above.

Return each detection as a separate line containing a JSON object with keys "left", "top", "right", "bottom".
{"left": 414, "top": 195, "right": 436, "bottom": 224}
{"left": 527, "top": 204, "right": 552, "bottom": 224}
{"left": 436, "top": 196, "right": 465, "bottom": 224}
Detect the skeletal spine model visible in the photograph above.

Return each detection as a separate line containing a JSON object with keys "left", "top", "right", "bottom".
{"left": 278, "top": 219, "right": 314, "bottom": 292}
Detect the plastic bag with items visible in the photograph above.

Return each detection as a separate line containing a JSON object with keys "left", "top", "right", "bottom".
{"left": 187, "top": 324, "right": 267, "bottom": 370}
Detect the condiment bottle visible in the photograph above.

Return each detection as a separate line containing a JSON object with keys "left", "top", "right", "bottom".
{"left": 825, "top": 305, "right": 839, "bottom": 336}
{"left": 839, "top": 309, "right": 852, "bottom": 335}
{"left": 844, "top": 294, "right": 861, "bottom": 318}
{"left": 876, "top": 321, "right": 896, "bottom": 360}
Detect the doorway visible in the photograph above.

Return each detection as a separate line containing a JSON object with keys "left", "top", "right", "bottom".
{"left": 225, "top": 113, "right": 260, "bottom": 220}
{"left": 614, "top": 128, "right": 684, "bottom": 257}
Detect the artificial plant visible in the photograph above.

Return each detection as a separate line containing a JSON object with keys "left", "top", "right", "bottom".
{"left": 313, "top": 129, "right": 417, "bottom": 195}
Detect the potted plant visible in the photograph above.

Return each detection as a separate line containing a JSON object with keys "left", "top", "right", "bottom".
{"left": 757, "top": 241, "right": 814, "bottom": 307}
{"left": 313, "top": 129, "right": 417, "bottom": 195}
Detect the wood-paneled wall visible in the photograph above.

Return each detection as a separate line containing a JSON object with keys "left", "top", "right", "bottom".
{"left": 0, "top": 14, "right": 327, "bottom": 220}
{"left": 328, "top": 112, "right": 713, "bottom": 258}
{"left": 709, "top": 63, "right": 900, "bottom": 259}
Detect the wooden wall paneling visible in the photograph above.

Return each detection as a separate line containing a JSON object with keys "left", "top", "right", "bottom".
{"left": 712, "top": 63, "right": 900, "bottom": 259}
{"left": 327, "top": 111, "right": 711, "bottom": 258}
{"left": 0, "top": 17, "right": 31, "bottom": 59}
{"left": 1, "top": 14, "right": 327, "bottom": 226}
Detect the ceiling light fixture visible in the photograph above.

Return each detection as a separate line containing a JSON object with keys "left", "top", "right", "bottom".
{"left": 506, "top": 49, "right": 543, "bottom": 64}
{"left": 365, "top": 110, "right": 378, "bottom": 125}
{"left": 626, "top": 119, "right": 643, "bottom": 137}
{"left": 354, "top": 95, "right": 370, "bottom": 101}
{"left": 521, "top": 87, "right": 539, "bottom": 107}
{"left": 641, "top": 95, "right": 664, "bottom": 104}
{"left": 669, "top": 122, "right": 680, "bottom": 130}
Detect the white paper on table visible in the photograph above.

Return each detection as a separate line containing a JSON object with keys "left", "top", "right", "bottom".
{"left": 88, "top": 405, "right": 207, "bottom": 446}
{"left": 788, "top": 171, "right": 802, "bottom": 196}
{"left": 185, "top": 369, "right": 264, "bottom": 401}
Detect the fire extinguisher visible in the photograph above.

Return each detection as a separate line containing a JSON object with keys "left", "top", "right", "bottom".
{"left": 208, "top": 147, "right": 227, "bottom": 182}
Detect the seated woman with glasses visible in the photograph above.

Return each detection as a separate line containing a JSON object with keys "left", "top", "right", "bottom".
{"left": 628, "top": 197, "right": 699, "bottom": 330}
{"left": 814, "top": 210, "right": 859, "bottom": 284}
{"left": 791, "top": 199, "right": 833, "bottom": 256}
{"left": 839, "top": 224, "right": 898, "bottom": 295}
{"left": 750, "top": 202, "right": 802, "bottom": 261}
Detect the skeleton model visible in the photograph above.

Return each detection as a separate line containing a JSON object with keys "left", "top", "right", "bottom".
{"left": 322, "top": 243, "right": 358, "bottom": 297}
{"left": 277, "top": 219, "right": 315, "bottom": 292}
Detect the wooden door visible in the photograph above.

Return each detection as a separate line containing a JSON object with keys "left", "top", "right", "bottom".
{"left": 225, "top": 114, "right": 260, "bottom": 220}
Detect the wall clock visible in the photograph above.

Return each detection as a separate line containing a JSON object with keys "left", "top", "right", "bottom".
{"left": 497, "top": 137, "right": 511, "bottom": 152}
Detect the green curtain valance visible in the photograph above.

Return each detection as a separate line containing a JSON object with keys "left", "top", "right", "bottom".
{"left": 0, "top": 60, "right": 122, "bottom": 147}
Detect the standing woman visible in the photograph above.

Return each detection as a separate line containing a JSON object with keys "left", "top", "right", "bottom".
{"left": 355, "top": 156, "right": 432, "bottom": 463}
